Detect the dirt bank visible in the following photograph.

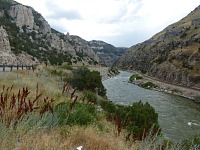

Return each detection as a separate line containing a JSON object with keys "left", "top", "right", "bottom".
{"left": 130, "top": 70, "right": 200, "bottom": 102}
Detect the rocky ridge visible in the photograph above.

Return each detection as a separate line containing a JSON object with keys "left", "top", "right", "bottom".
{"left": 0, "top": 26, "right": 36, "bottom": 65}
{"left": 0, "top": 0, "right": 99, "bottom": 65}
{"left": 116, "top": 5, "right": 200, "bottom": 89}
{"left": 67, "top": 36, "right": 127, "bottom": 67}
{"left": 88, "top": 40, "right": 127, "bottom": 67}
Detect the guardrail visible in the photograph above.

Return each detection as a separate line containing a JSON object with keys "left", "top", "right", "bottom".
{"left": 0, "top": 64, "right": 37, "bottom": 72}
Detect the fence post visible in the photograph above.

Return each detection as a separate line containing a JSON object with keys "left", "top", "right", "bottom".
{"left": 17, "top": 64, "right": 19, "bottom": 70}
{"left": 32, "top": 65, "right": 34, "bottom": 72}
{"left": 3, "top": 64, "right": 5, "bottom": 72}
{"left": 10, "top": 65, "right": 13, "bottom": 71}
{"left": 22, "top": 65, "right": 23, "bottom": 70}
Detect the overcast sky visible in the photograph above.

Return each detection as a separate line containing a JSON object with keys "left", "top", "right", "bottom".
{"left": 15, "top": 0, "right": 200, "bottom": 47}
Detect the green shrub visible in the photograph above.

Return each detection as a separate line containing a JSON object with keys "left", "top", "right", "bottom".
{"left": 141, "top": 70, "right": 147, "bottom": 74}
{"left": 55, "top": 101, "right": 97, "bottom": 126}
{"left": 154, "top": 57, "right": 167, "bottom": 64}
{"left": 109, "top": 67, "right": 119, "bottom": 74}
{"left": 140, "top": 82, "right": 158, "bottom": 89}
{"left": 83, "top": 91, "right": 97, "bottom": 102}
{"left": 48, "top": 69, "right": 63, "bottom": 77}
{"left": 100, "top": 100, "right": 117, "bottom": 114}
{"left": 180, "top": 32, "right": 187, "bottom": 38}
{"left": 60, "top": 64, "right": 73, "bottom": 70}
{"left": 100, "top": 100, "right": 160, "bottom": 139}
{"left": 70, "top": 67, "right": 106, "bottom": 96}
{"left": 179, "top": 135, "right": 200, "bottom": 149}
{"left": 129, "top": 73, "right": 143, "bottom": 82}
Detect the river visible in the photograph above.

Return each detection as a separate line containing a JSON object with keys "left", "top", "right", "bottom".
{"left": 103, "top": 71, "right": 200, "bottom": 142}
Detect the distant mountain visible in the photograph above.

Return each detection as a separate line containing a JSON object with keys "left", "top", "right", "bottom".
{"left": 116, "top": 5, "right": 200, "bottom": 89}
{"left": 88, "top": 40, "right": 127, "bottom": 67}
{"left": 0, "top": 0, "right": 99, "bottom": 65}
{"left": 65, "top": 36, "right": 128, "bottom": 67}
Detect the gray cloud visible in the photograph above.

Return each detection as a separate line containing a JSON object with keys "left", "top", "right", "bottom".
{"left": 49, "top": 9, "right": 82, "bottom": 20}
{"left": 45, "top": 0, "right": 82, "bottom": 20}
{"left": 99, "top": 29, "right": 154, "bottom": 47}
{"left": 50, "top": 23, "right": 66, "bottom": 33}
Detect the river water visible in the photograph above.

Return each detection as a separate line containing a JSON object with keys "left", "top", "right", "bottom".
{"left": 103, "top": 71, "right": 200, "bottom": 142}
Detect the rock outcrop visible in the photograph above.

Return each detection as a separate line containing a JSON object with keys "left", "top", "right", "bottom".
{"left": 0, "top": 26, "right": 11, "bottom": 52}
{"left": 8, "top": 5, "right": 35, "bottom": 29}
{"left": 0, "top": 0, "right": 99, "bottom": 65}
{"left": 116, "top": 5, "right": 200, "bottom": 89}
{"left": 0, "top": 0, "right": 125, "bottom": 66}
{"left": 0, "top": 10, "right": 4, "bottom": 17}
{"left": 0, "top": 26, "right": 36, "bottom": 65}
{"left": 0, "top": 26, "right": 16, "bottom": 64}
{"left": 88, "top": 40, "right": 127, "bottom": 67}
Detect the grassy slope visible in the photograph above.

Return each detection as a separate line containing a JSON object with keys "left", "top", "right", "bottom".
{"left": 0, "top": 65, "right": 199, "bottom": 150}
{"left": 0, "top": 65, "right": 138, "bottom": 150}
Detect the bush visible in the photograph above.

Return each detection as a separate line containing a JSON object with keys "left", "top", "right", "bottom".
{"left": 83, "top": 91, "right": 98, "bottom": 103}
{"left": 141, "top": 70, "right": 147, "bottom": 74}
{"left": 140, "top": 82, "right": 158, "bottom": 89}
{"left": 109, "top": 67, "right": 119, "bottom": 74}
{"left": 70, "top": 67, "right": 106, "bottom": 96}
{"left": 154, "top": 57, "right": 167, "bottom": 64}
{"left": 129, "top": 73, "right": 143, "bottom": 82}
{"left": 180, "top": 32, "right": 187, "bottom": 38}
{"left": 100, "top": 100, "right": 160, "bottom": 139}
{"left": 55, "top": 101, "right": 97, "bottom": 126}
{"left": 48, "top": 69, "right": 63, "bottom": 77}
{"left": 179, "top": 135, "right": 200, "bottom": 149}
{"left": 60, "top": 64, "right": 73, "bottom": 70}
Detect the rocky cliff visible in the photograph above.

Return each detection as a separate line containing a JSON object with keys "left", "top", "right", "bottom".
{"left": 0, "top": 25, "right": 16, "bottom": 64}
{"left": 88, "top": 40, "right": 127, "bottom": 67}
{"left": 0, "top": 26, "right": 36, "bottom": 65}
{"left": 116, "top": 5, "right": 200, "bottom": 89}
{"left": 0, "top": 0, "right": 99, "bottom": 65}
{"left": 65, "top": 36, "right": 127, "bottom": 67}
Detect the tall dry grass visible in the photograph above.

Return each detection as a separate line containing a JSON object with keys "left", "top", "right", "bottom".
{"left": 0, "top": 65, "right": 173, "bottom": 150}
{"left": 0, "top": 125, "right": 138, "bottom": 150}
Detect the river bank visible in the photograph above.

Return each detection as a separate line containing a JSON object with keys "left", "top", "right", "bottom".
{"left": 128, "top": 70, "right": 200, "bottom": 103}
{"left": 89, "top": 66, "right": 119, "bottom": 80}
{"left": 103, "top": 71, "right": 200, "bottom": 142}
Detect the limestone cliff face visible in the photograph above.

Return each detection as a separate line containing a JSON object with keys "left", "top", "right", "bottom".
{"left": 0, "top": 26, "right": 36, "bottom": 65}
{"left": 0, "top": 26, "right": 16, "bottom": 64}
{"left": 0, "top": 0, "right": 99, "bottom": 65}
{"left": 35, "top": 14, "right": 51, "bottom": 34}
{"left": 8, "top": 4, "right": 51, "bottom": 34}
{"left": 116, "top": 5, "right": 200, "bottom": 88}
{"left": 8, "top": 5, "right": 34, "bottom": 29}
{"left": 70, "top": 36, "right": 99, "bottom": 62}
{"left": 88, "top": 40, "right": 127, "bottom": 67}
{"left": 0, "top": 26, "right": 11, "bottom": 52}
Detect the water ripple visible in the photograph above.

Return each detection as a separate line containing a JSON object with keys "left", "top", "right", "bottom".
{"left": 103, "top": 71, "right": 200, "bottom": 142}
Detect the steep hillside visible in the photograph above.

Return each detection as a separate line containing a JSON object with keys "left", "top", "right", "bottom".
{"left": 66, "top": 36, "right": 127, "bottom": 67}
{"left": 116, "top": 5, "right": 200, "bottom": 89}
{"left": 0, "top": 0, "right": 99, "bottom": 65}
{"left": 88, "top": 40, "right": 127, "bottom": 67}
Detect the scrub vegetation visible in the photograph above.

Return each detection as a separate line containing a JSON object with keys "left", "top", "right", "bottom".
{"left": 0, "top": 65, "right": 199, "bottom": 150}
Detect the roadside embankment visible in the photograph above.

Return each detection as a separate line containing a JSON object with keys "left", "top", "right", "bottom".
{"left": 129, "top": 70, "right": 200, "bottom": 102}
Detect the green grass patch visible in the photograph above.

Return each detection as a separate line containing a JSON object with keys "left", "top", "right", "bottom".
{"left": 129, "top": 73, "right": 143, "bottom": 82}
{"left": 140, "top": 82, "right": 158, "bottom": 89}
